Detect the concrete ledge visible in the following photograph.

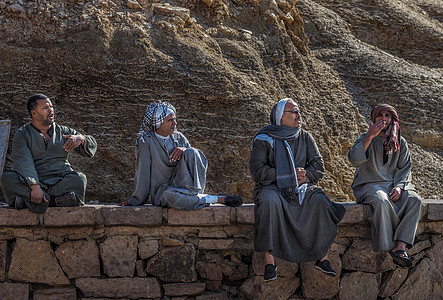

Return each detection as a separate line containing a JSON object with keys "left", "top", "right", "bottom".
{"left": 0, "top": 208, "right": 39, "bottom": 226}
{"left": 43, "top": 207, "right": 96, "bottom": 226}
{"left": 167, "top": 206, "right": 231, "bottom": 226}
{"left": 101, "top": 205, "right": 163, "bottom": 226}
{"left": 0, "top": 200, "right": 441, "bottom": 227}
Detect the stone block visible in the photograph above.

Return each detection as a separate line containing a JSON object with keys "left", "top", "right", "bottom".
{"left": 100, "top": 235, "right": 138, "bottom": 277}
{"left": 55, "top": 240, "right": 100, "bottom": 278}
{"left": 342, "top": 239, "right": 396, "bottom": 273}
{"left": 101, "top": 205, "right": 163, "bottom": 226}
{"left": 138, "top": 238, "right": 159, "bottom": 259}
{"left": 162, "top": 237, "right": 185, "bottom": 246}
{"left": 198, "top": 239, "right": 235, "bottom": 250}
{"left": 8, "top": 238, "right": 70, "bottom": 285}
{"left": 76, "top": 277, "right": 162, "bottom": 298}
{"left": 425, "top": 199, "right": 443, "bottom": 221}
{"left": 196, "top": 262, "right": 223, "bottom": 281}
{"left": 426, "top": 240, "right": 443, "bottom": 275}
{"left": 252, "top": 251, "right": 298, "bottom": 277}
{"left": 392, "top": 258, "right": 443, "bottom": 300}
{"left": 167, "top": 206, "right": 231, "bottom": 226}
{"left": 236, "top": 205, "right": 254, "bottom": 224}
{"left": 300, "top": 251, "right": 341, "bottom": 299}
{"left": 0, "top": 282, "right": 29, "bottom": 300}
{"left": 0, "top": 209, "right": 39, "bottom": 226}
{"left": 33, "top": 287, "right": 77, "bottom": 300}
{"left": 240, "top": 275, "right": 300, "bottom": 300}
{"left": 409, "top": 239, "right": 432, "bottom": 256}
{"left": 136, "top": 260, "right": 147, "bottom": 277}
{"left": 339, "top": 203, "right": 367, "bottom": 225}
{"left": 339, "top": 272, "right": 381, "bottom": 300}
{"left": 163, "top": 282, "right": 206, "bottom": 296}
{"left": 0, "top": 240, "right": 6, "bottom": 281}
{"left": 198, "top": 228, "right": 227, "bottom": 238}
{"left": 378, "top": 268, "right": 409, "bottom": 298}
{"left": 147, "top": 244, "right": 197, "bottom": 282}
{"left": 43, "top": 207, "right": 96, "bottom": 226}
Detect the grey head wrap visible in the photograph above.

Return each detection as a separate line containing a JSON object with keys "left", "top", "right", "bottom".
{"left": 256, "top": 98, "right": 307, "bottom": 203}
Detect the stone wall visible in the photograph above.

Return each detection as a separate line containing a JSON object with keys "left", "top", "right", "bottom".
{"left": 0, "top": 200, "right": 442, "bottom": 299}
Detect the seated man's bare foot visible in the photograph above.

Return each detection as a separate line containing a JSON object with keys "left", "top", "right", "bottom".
{"left": 118, "top": 201, "right": 132, "bottom": 206}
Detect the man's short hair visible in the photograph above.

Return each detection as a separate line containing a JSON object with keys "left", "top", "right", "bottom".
{"left": 27, "top": 94, "right": 49, "bottom": 117}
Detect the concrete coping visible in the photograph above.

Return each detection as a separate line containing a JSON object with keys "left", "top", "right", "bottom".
{"left": 0, "top": 200, "right": 441, "bottom": 227}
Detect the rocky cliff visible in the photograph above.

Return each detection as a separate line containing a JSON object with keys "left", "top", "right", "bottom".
{"left": 0, "top": 0, "right": 441, "bottom": 203}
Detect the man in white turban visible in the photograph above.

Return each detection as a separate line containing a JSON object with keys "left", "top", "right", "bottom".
{"left": 119, "top": 101, "right": 242, "bottom": 209}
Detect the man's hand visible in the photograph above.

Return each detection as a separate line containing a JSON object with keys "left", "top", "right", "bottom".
{"left": 62, "top": 134, "right": 85, "bottom": 152}
{"left": 389, "top": 187, "right": 402, "bottom": 202}
{"left": 170, "top": 147, "right": 186, "bottom": 162}
{"left": 367, "top": 120, "right": 386, "bottom": 139}
{"left": 296, "top": 167, "right": 307, "bottom": 185}
{"left": 30, "top": 184, "right": 48, "bottom": 204}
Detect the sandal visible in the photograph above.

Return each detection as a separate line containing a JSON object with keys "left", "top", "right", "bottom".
{"left": 389, "top": 249, "right": 414, "bottom": 267}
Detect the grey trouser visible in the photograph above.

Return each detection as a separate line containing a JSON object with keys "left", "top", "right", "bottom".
{"left": 0, "top": 171, "right": 87, "bottom": 214}
{"left": 155, "top": 148, "right": 208, "bottom": 210}
{"left": 357, "top": 187, "right": 422, "bottom": 251}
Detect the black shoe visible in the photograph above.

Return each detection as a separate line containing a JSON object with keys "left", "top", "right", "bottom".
{"left": 264, "top": 263, "right": 277, "bottom": 281}
{"left": 314, "top": 260, "right": 336, "bottom": 277}
{"left": 55, "top": 192, "right": 76, "bottom": 207}
{"left": 220, "top": 194, "right": 243, "bottom": 207}
{"left": 15, "top": 196, "right": 25, "bottom": 209}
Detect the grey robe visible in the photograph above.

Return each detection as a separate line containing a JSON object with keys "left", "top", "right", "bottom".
{"left": 250, "top": 130, "right": 345, "bottom": 263}
{"left": 0, "top": 123, "right": 97, "bottom": 213}
{"left": 348, "top": 134, "right": 422, "bottom": 251}
{"left": 128, "top": 131, "right": 208, "bottom": 210}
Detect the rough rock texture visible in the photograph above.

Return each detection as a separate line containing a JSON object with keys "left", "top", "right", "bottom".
{"left": 146, "top": 243, "right": 197, "bottom": 282}
{"left": 378, "top": 267, "right": 409, "bottom": 298}
{"left": 8, "top": 239, "right": 70, "bottom": 286}
{"left": 0, "top": 240, "right": 6, "bottom": 282}
{"left": 426, "top": 239, "right": 443, "bottom": 274}
{"left": 0, "top": 0, "right": 441, "bottom": 205}
{"left": 299, "top": 251, "right": 341, "bottom": 299}
{"left": 240, "top": 276, "right": 300, "bottom": 300}
{"left": 33, "top": 287, "right": 77, "bottom": 300}
{"left": 138, "top": 238, "right": 159, "bottom": 260}
{"left": 392, "top": 258, "right": 443, "bottom": 300}
{"left": 99, "top": 235, "right": 138, "bottom": 277}
{"left": 55, "top": 240, "right": 101, "bottom": 279}
{"left": 75, "top": 277, "right": 162, "bottom": 299}
{"left": 0, "top": 282, "right": 29, "bottom": 300}
{"left": 339, "top": 272, "right": 381, "bottom": 300}
{"left": 341, "top": 239, "right": 396, "bottom": 273}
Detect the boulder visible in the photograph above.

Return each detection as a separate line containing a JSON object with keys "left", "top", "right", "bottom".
{"left": 163, "top": 282, "right": 206, "bottom": 296}
{"left": 0, "top": 240, "right": 6, "bottom": 281}
{"left": 138, "top": 238, "right": 159, "bottom": 260}
{"left": 252, "top": 251, "right": 298, "bottom": 277}
{"left": 33, "top": 287, "right": 77, "bottom": 300}
{"left": 378, "top": 267, "right": 409, "bottom": 298}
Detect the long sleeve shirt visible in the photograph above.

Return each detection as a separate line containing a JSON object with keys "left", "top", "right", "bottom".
{"left": 348, "top": 134, "right": 414, "bottom": 193}
{"left": 128, "top": 130, "right": 191, "bottom": 206}
{"left": 11, "top": 123, "right": 97, "bottom": 186}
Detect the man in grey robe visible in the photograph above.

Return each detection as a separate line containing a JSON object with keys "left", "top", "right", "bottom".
{"left": 0, "top": 94, "right": 97, "bottom": 213}
{"left": 250, "top": 98, "right": 345, "bottom": 281}
{"left": 348, "top": 103, "right": 422, "bottom": 267}
{"left": 119, "top": 101, "right": 242, "bottom": 209}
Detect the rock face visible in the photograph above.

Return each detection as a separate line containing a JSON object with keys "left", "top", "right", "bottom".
{"left": 55, "top": 240, "right": 101, "bottom": 278}
{"left": 8, "top": 239, "right": 70, "bottom": 286}
{"left": 0, "top": 0, "right": 440, "bottom": 204}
